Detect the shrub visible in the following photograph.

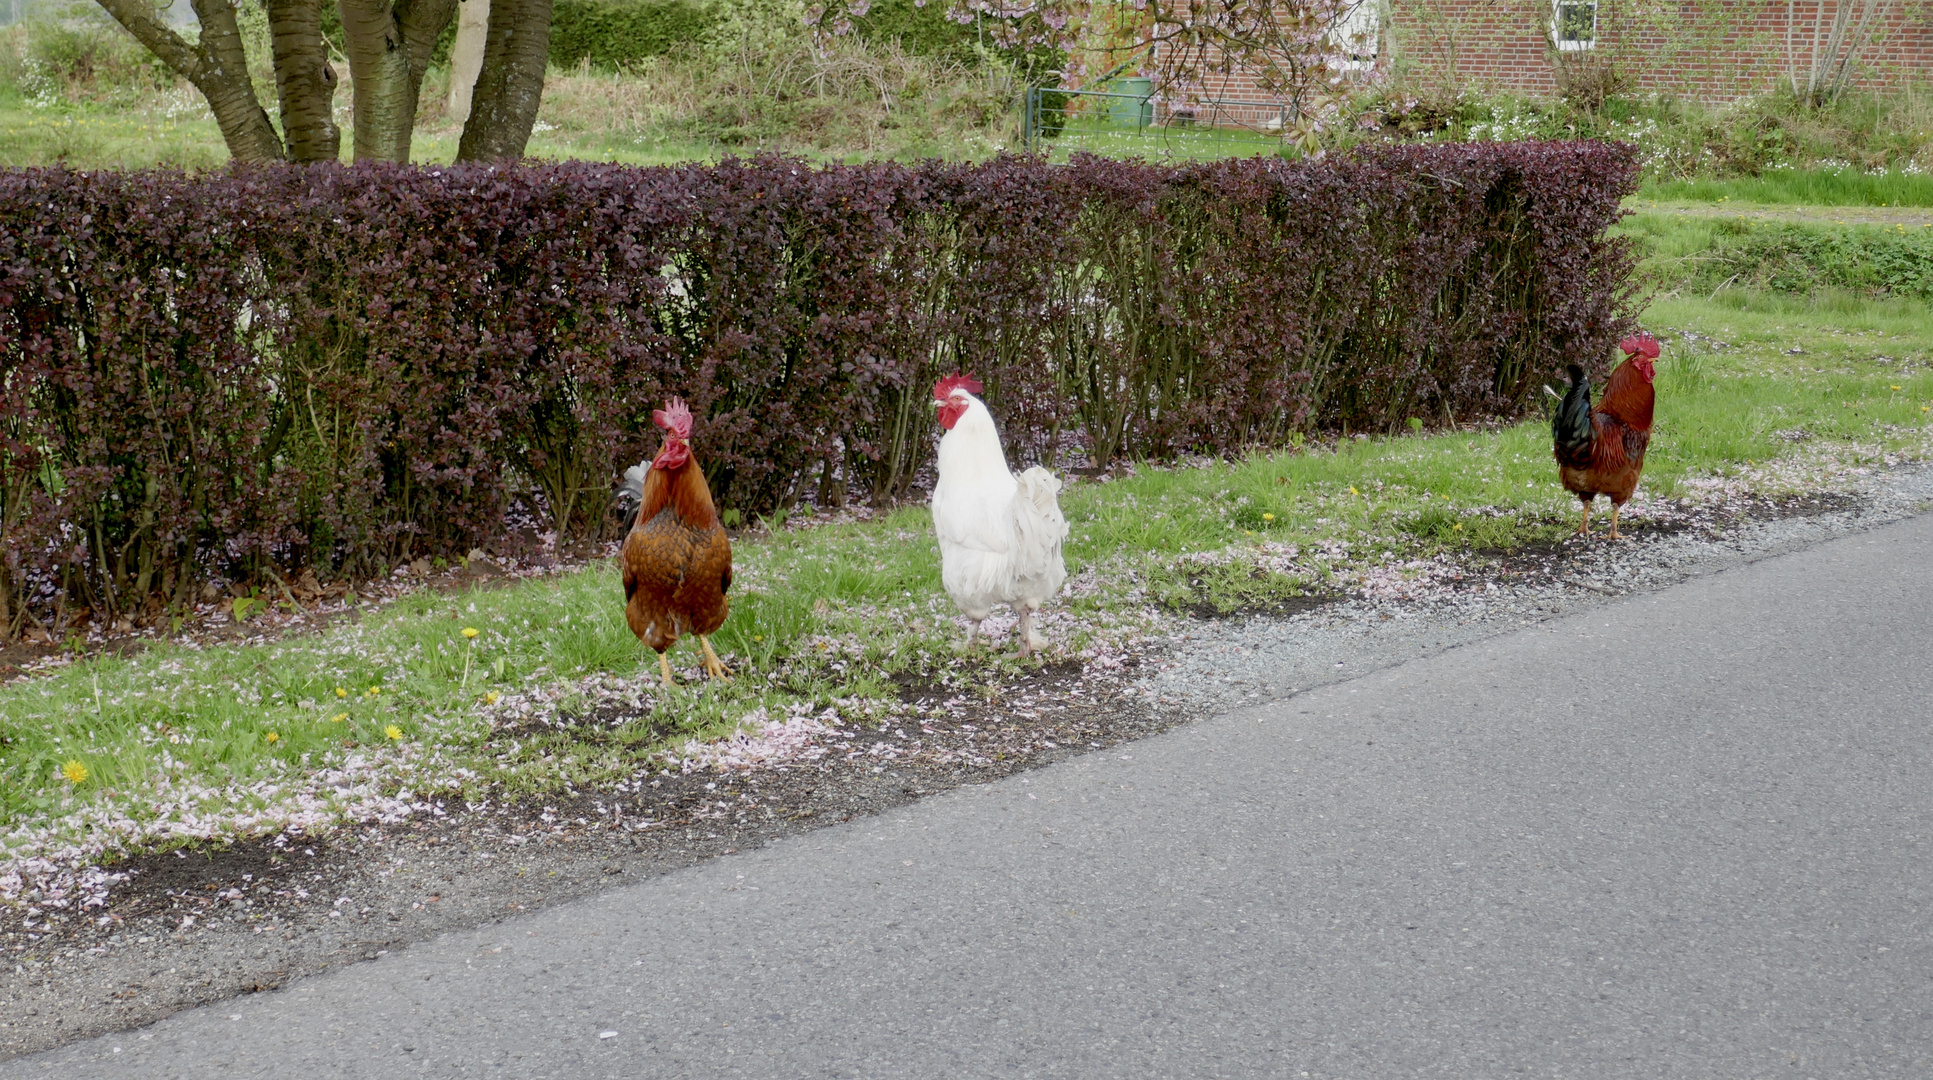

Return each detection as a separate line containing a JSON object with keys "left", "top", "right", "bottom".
{"left": 532, "top": 28, "right": 1014, "bottom": 156}
{"left": 0, "top": 142, "right": 1638, "bottom": 634}
{"left": 1360, "top": 86, "right": 1933, "bottom": 181}
{"left": 549, "top": 0, "right": 717, "bottom": 70}
{"left": 841, "top": 0, "right": 979, "bottom": 62}
{"left": 1700, "top": 220, "right": 1933, "bottom": 299}
{"left": 15, "top": 1, "right": 171, "bottom": 97}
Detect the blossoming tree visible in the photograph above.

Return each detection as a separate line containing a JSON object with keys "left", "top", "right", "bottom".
{"left": 870, "top": 0, "right": 1378, "bottom": 126}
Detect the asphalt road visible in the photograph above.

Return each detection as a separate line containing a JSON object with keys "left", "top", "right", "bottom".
{"left": 9, "top": 513, "right": 1931, "bottom": 1079}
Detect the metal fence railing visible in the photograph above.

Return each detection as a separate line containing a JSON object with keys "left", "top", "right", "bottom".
{"left": 1021, "top": 87, "right": 1297, "bottom": 161}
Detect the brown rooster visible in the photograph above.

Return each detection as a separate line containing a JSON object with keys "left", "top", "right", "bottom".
{"left": 1553, "top": 333, "right": 1659, "bottom": 540}
{"left": 616, "top": 399, "right": 732, "bottom": 687}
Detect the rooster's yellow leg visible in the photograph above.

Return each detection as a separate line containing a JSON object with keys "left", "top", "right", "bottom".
{"left": 1608, "top": 504, "right": 1622, "bottom": 540}
{"left": 658, "top": 651, "right": 677, "bottom": 688}
{"left": 699, "top": 635, "right": 732, "bottom": 680}
{"left": 1576, "top": 501, "right": 1592, "bottom": 536}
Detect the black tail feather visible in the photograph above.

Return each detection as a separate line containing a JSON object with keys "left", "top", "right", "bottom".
{"left": 1552, "top": 364, "right": 1594, "bottom": 465}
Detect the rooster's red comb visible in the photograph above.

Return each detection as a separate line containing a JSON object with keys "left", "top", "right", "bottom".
{"left": 932, "top": 372, "right": 983, "bottom": 402}
{"left": 652, "top": 398, "right": 693, "bottom": 439}
{"left": 1619, "top": 333, "right": 1660, "bottom": 360}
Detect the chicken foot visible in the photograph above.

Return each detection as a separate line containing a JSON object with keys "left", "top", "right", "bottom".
{"left": 1574, "top": 498, "right": 1593, "bottom": 536}
{"left": 1607, "top": 504, "right": 1623, "bottom": 541}
{"left": 654, "top": 637, "right": 732, "bottom": 688}
{"left": 698, "top": 635, "right": 732, "bottom": 680}
{"left": 1014, "top": 607, "right": 1047, "bottom": 660}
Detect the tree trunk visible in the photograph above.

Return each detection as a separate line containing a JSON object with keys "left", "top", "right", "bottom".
{"left": 401, "top": 0, "right": 462, "bottom": 101}
{"left": 190, "top": 0, "right": 286, "bottom": 161}
{"left": 338, "top": 0, "right": 458, "bottom": 162}
{"left": 457, "top": 0, "right": 552, "bottom": 161}
{"left": 93, "top": 0, "right": 286, "bottom": 162}
{"left": 448, "top": 0, "right": 491, "bottom": 126}
{"left": 266, "top": 0, "right": 342, "bottom": 162}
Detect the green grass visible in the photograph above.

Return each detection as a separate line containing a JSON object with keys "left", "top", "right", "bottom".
{"left": 1621, "top": 209, "right": 1933, "bottom": 303}
{"left": 0, "top": 91, "right": 728, "bottom": 170}
{"left": 0, "top": 510, "right": 951, "bottom": 826}
{"left": 1638, "top": 169, "right": 1933, "bottom": 207}
{"left": 0, "top": 34, "right": 1019, "bottom": 170}
{"left": 6, "top": 284, "right": 1932, "bottom": 865}
{"left": 1035, "top": 118, "right": 1286, "bottom": 164}
{"left": 0, "top": 90, "right": 230, "bottom": 170}
{"left": 0, "top": 91, "right": 1265, "bottom": 171}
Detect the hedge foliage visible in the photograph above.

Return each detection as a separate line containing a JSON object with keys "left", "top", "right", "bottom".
{"left": 0, "top": 143, "right": 1638, "bottom": 631}
{"left": 1701, "top": 219, "right": 1933, "bottom": 299}
{"left": 548, "top": 0, "right": 717, "bottom": 70}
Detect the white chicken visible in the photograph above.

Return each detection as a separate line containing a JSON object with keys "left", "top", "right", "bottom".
{"left": 929, "top": 373, "right": 1069, "bottom": 656}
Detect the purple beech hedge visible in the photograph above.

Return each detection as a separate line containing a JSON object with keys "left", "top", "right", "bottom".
{"left": 0, "top": 143, "right": 1638, "bottom": 628}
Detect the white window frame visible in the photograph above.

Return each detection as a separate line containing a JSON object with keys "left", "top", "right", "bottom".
{"left": 1332, "top": 0, "right": 1382, "bottom": 72}
{"left": 1552, "top": 0, "right": 1598, "bottom": 51}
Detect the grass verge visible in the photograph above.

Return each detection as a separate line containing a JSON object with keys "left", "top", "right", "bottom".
{"left": 1637, "top": 169, "right": 1933, "bottom": 208}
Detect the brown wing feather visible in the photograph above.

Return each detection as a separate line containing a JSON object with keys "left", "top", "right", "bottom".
{"left": 1588, "top": 413, "right": 1629, "bottom": 473}
{"left": 623, "top": 508, "right": 698, "bottom": 652}
{"left": 675, "top": 526, "right": 732, "bottom": 637}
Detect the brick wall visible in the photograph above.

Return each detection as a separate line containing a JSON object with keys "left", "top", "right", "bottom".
{"left": 1386, "top": 0, "right": 1933, "bottom": 101}
{"left": 1144, "top": 0, "right": 1933, "bottom": 112}
{"left": 1144, "top": 8, "right": 1385, "bottom": 126}
{"left": 1153, "top": 68, "right": 1302, "bottom": 128}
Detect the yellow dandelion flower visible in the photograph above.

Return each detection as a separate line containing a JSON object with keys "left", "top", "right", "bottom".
{"left": 462, "top": 627, "right": 479, "bottom": 639}
{"left": 331, "top": 713, "right": 348, "bottom": 723}
{"left": 265, "top": 732, "right": 280, "bottom": 744}
{"left": 1892, "top": 385, "right": 1903, "bottom": 391}
{"left": 366, "top": 686, "right": 381, "bottom": 696}
{"left": 753, "top": 634, "right": 764, "bottom": 642}
{"left": 335, "top": 687, "right": 348, "bottom": 698}
{"left": 384, "top": 725, "right": 403, "bottom": 741}
{"left": 60, "top": 760, "right": 88, "bottom": 785}
{"left": 483, "top": 692, "right": 499, "bottom": 705}
{"left": 1453, "top": 522, "right": 1463, "bottom": 530}
{"left": 1262, "top": 513, "right": 1276, "bottom": 522}
{"left": 1349, "top": 486, "right": 1360, "bottom": 495}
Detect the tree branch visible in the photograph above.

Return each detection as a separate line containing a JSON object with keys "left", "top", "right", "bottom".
{"left": 92, "top": 0, "right": 207, "bottom": 84}
{"left": 95, "top": 0, "right": 285, "bottom": 161}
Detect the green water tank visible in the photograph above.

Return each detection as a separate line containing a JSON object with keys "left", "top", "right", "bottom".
{"left": 1109, "top": 77, "right": 1154, "bottom": 128}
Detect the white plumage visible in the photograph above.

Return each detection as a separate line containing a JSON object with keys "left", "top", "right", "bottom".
{"left": 929, "top": 388, "right": 1068, "bottom": 655}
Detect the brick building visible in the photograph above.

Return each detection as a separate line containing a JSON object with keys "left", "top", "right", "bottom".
{"left": 1149, "top": 0, "right": 1933, "bottom": 115}
{"left": 1385, "top": 0, "right": 1933, "bottom": 101}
